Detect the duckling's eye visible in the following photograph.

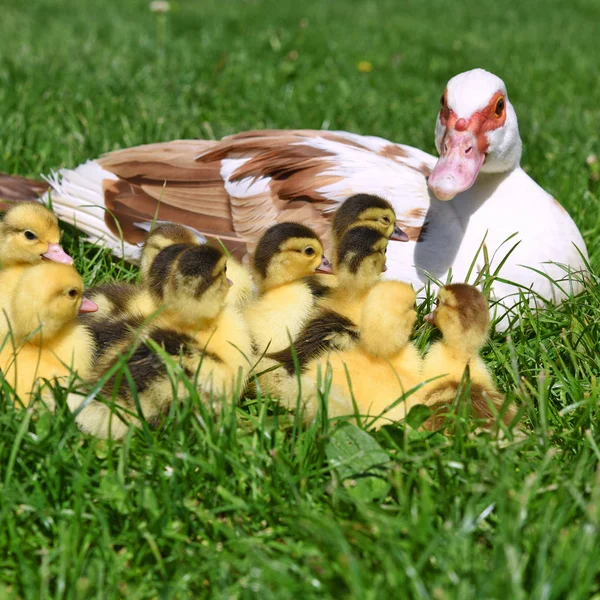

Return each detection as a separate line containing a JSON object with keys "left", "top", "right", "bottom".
{"left": 494, "top": 97, "right": 505, "bottom": 117}
{"left": 223, "top": 265, "right": 227, "bottom": 273}
{"left": 304, "top": 247, "right": 315, "bottom": 256}
{"left": 24, "top": 230, "right": 37, "bottom": 241}
{"left": 381, "top": 216, "right": 390, "bottom": 225}
{"left": 440, "top": 94, "right": 445, "bottom": 108}
{"left": 67, "top": 288, "right": 78, "bottom": 299}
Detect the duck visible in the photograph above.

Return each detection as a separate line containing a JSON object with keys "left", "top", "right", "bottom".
{"left": 2, "top": 69, "right": 587, "bottom": 324}
{"left": 418, "top": 283, "right": 515, "bottom": 430}
{"left": 273, "top": 281, "right": 422, "bottom": 425}
{"left": 70, "top": 243, "right": 254, "bottom": 439}
{"left": 0, "top": 262, "right": 97, "bottom": 405}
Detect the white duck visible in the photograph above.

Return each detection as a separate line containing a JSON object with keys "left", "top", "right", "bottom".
{"left": 1, "top": 69, "right": 588, "bottom": 323}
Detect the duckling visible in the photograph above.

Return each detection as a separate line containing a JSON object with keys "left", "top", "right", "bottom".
{"left": 419, "top": 284, "right": 515, "bottom": 430}
{"left": 0, "top": 202, "right": 74, "bottom": 340}
{"left": 0, "top": 262, "right": 97, "bottom": 404}
{"left": 266, "top": 226, "right": 388, "bottom": 393}
{"left": 273, "top": 281, "right": 422, "bottom": 424}
{"left": 70, "top": 243, "right": 254, "bottom": 439}
{"left": 331, "top": 193, "right": 408, "bottom": 255}
{"left": 244, "top": 222, "right": 333, "bottom": 355}
{"left": 0, "top": 202, "right": 73, "bottom": 267}
{"left": 86, "top": 222, "right": 253, "bottom": 322}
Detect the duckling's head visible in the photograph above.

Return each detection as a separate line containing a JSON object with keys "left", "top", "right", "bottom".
{"left": 0, "top": 202, "right": 72, "bottom": 266}
{"left": 140, "top": 222, "right": 201, "bottom": 281}
{"left": 360, "top": 281, "right": 417, "bottom": 357}
{"left": 336, "top": 226, "right": 388, "bottom": 289}
{"left": 148, "top": 243, "right": 230, "bottom": 326}
{"left": 9, "top": 263, "right": 97, "bottom": 343}
{"left": 332, "top": 194, "right": 408, "bottom": 246}
{"left": 253, "top": 222, "right": 332, "bottom": 292}
{"left": 425, "top": 284, "right": 489, "bottom": 352}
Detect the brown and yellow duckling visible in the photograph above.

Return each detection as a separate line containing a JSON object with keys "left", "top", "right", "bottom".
{"left": 419, "top": 283, "right": 515, "bottom": 430}
{"left": 0, "top": 262, "right": 97, "bottom": 404}
{"left": 70, "top": 243, "right": 254, "bottom": 439}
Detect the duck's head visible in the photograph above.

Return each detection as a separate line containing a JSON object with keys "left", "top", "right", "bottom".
{"left": 336, "top": 226, "right": 388, "bottom": 289}
{"left": 9, "top": 263, "right": 97, "bottom": 343}
{"left": 425, "top": 284, "right": 490, "bottom": 352}
{"left": 332, "top": 194, "right": 408, "bottom": 245}
{"left": 140, "top": 222, "right": 201, "bottom": 280}
{"left": 0, "top": 202, "right": 73, "bottom": 266}
{"left": 428, "top": 69, "right": 522, "bottom": 201}
{"left": 253, "top": 222, "right": 332, "bottom": 292}
{"left": 148, "top": 243, "right": 231, "bottom": 326}
{"left": 360, "top": 281, "right": 417, "bottom": 357}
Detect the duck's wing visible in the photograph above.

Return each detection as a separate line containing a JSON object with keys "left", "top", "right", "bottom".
{"left": 0, "top": 173, "right": 50, "bottom": 209}
{"left": 47, "top": 131, "right": 435, "bottom": 262}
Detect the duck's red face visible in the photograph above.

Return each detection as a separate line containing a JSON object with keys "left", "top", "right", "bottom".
{"left": 428, "top": 89, "right": 508, "bottom": 201}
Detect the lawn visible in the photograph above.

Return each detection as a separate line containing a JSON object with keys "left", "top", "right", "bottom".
{"left": 1, "top": 0, "right": 600, "bottom": 597}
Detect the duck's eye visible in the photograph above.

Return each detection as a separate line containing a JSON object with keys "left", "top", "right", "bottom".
{"left": 223, "top": 265, "right": 227, "bottom": 273}
{"left": 67, "top": 288, "right": 78, "bottom": 299}
{"left": 382, "top": 216, "right": 390, "bottom": 225}
{"left": 304, "top": 247, "right": 315, "bottom": 256}
{"left": 494, "top": 97, "right": 505, "bottom": 117}
{"left": 24, "top": 230, "right": 37, "bottom": 241}
{"left": 440, "top": 94, "right": 445, "bottom": 108}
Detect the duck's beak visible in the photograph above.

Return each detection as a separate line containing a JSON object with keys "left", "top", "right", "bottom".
{"left": 424, "top": 310, "right": 436, "bottom": 324}
{"left": 316, "top": 255, "right": 334, "bottom": 274}
{"left": 428, "top": 129, "right": 485, "bottom": 201}
{"left": 43, "top": 243, "right": 74, "bottom": 265}
{"left": 78, "top": 297, "right": 98, "bottom": 314}
{"left": 227, "top": 278, "right": 234, "bottom": 286}
{"left": 390, "top": 224, "right": 409, "bottom": 242}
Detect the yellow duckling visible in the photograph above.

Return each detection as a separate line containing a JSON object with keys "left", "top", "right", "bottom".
{"left": 0, "top": 262, "right": 97, "bottom": 404}
{"left": 273, "top": 281, "right": 422, "bottom": 425}
{"left": 266, "top": 226, "right": 389, "bottom": 396}
{"left": 419, "top": 283, "right": 515, "bottom": 430}
{"left": 244, "top": 222, "right": 333, "bottom": 356}
{"left": 0, "top": 202, "right": 74, "bottom": 340}
{"left": 70, "top": 243, "right": 254, "bottom": 439}
{"left": 0, "top": 202, "right": 73, "bottom": 267}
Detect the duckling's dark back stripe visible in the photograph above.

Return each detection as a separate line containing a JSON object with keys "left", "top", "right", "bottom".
{"left": 85, "top": 282, "right": 137, "bottom": 319}
{"left": 83, "top": 314, "right": 145, "bottom": 363}
{"left": 337, "top": 227, "right": 384, "bottom": 273}
{"left": 303, "top": 275, "right": 332, "bottom": 299}
{"left": 148, "top": 243, "right": 190, "bottom": 299}
{"left": 268, "top": 310, "right": 359, "bottom": 375}
{"left": 253, "top": 222, "right": 320, "bottom": 279}
{"left": 332, "top": 194, "right": 392, "bottom": 240}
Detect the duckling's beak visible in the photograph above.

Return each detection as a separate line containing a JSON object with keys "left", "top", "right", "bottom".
{"left": 78, "top": 297, "right": 99, "bottom": 314}
{"left": 227, "top": 278, "right": 234, "bottom": 286}
{"left": 43, "top": 243, "right": 74, "bottom": 265}
{"left": 390, "top": 224, "right": 409, "bottom": 242}
{"left": 316, "top": 256, "right": 334, "bottom": 274}
{"left": 424, "top": 310, "right": 436, "bottom": 324}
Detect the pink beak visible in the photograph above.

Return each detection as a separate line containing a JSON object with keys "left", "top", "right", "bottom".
{"left": 43, "top": 243, "right": 74, "bottom": 265}
{"left": 227, "top": 278, "right": 234, "bottom": 287}
{"left": 428, "top": 129, "right": 485, "bottom": 201}
{"left": 78, "top": 297, "right": 98, "bottom": 314}
{"left": 315, "top": 255, "right": 334, "bottom": 274}
{"left": 424, "top": 310, "right": 436, "bottom": 324}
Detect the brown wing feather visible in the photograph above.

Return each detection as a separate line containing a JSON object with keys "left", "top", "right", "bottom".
{"left": 0, "top": 173, "right": 49, "bottom": 210}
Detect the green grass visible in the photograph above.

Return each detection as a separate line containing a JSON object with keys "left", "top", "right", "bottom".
{"left": 2, "top": 0, "right": 600, "bottom": 597}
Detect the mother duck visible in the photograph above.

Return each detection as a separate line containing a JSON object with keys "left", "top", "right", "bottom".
{"left": 3, "top": 68, "right": 588, "bottom": 322}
